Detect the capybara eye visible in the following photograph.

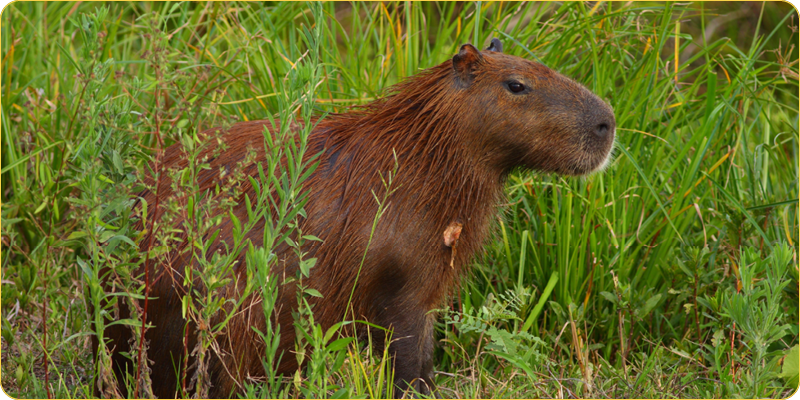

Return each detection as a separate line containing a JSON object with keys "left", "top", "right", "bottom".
{"left": 507, "top": 82, "right": 525, "bottom": 93}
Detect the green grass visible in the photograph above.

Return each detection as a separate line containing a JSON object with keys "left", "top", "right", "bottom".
{"left": 1, "top": 1, "right": 798, "bottom": 398}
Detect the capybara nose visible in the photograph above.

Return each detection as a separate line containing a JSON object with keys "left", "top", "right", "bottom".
{"left": 594, "top": 122, "right": 610, "bottom": 138}
{"left": 582, "top": 93, "right": 615, "bottom": 141}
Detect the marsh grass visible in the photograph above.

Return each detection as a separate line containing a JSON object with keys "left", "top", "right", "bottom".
{"left": 1, "top": 1, "right": 798, "bottom": 398}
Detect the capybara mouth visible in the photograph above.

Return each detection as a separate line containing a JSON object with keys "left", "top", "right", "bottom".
{"left": 585, "top": 127, "right": 616, "bottom": 174}
{"left": 557, "top": 128, "right": 616, "bottom": 176}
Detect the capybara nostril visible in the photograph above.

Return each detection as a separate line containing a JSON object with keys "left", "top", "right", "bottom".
{"left": 595, "top": 122, "right": 610, "bottom": 138}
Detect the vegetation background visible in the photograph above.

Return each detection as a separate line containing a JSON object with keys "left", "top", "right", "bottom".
{"left": 1, "top": 1, "right": 798, "bottom": 398}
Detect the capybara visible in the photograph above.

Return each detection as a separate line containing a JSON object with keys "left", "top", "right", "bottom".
{"left": 96, "top": 38, "right": 616, "bottom": 398}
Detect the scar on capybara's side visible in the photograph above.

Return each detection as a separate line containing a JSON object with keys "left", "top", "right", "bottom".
{"left": 94, "top": 38, "right": 616, "bottom": 398}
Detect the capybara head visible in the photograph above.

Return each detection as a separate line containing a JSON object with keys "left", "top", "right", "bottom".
{"left": 450, "top": 39, "right": 616, "bottom": 176}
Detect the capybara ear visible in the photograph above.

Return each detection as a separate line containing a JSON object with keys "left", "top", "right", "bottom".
{"left": 452, "top": 43, "right": 483, "bottom": 87}
{"left": 485, "top": 38, "right": 503, "bottom": 53}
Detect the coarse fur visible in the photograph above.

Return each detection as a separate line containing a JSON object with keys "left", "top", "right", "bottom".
{"left": 95, "top": 40, "right": 616, "bottom": 398}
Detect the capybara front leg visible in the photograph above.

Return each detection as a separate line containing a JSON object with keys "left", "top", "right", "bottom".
{"left": 388, "top": 312, "right": 436, "bottom": 398}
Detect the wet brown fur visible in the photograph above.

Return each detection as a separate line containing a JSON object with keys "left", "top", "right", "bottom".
{"left": 97, "top": 42, "right": 615, "bottom": 398}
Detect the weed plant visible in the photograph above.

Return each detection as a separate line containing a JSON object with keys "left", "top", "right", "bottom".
{"left": 1, "top": 1, "right": 798, "bottom": 398}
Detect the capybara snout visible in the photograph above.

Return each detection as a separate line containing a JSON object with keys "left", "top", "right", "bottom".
{"left": 97, "top": 38, "right": 616, "bottom": 399}
{"left": 578, "top": 91, "right": 616, "bottom": 172}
